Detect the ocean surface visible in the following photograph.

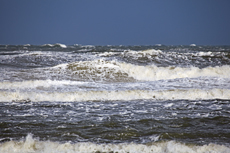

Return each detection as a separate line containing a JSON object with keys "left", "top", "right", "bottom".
{"left": 0, "top": 44, "right": 230, "bottom": 153}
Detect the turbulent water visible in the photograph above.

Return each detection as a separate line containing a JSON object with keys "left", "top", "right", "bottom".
{"left": 0, "top": 44, "right": 230, "bottom": 153}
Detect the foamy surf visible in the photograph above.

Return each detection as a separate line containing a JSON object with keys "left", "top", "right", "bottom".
{"left": 52, "top": 59, "right": 230, "bottom": 82}
{"left": 1, "top": 89, "right": 229, "bottom": 102}
{"left": 1, "top": 45, "right": 230, "bottom": 150}
{"left": 0, "top": 134, "right": 229, "bottom": 153}
{"left": 118, "top": 63, "right": 230, "bottom": 81}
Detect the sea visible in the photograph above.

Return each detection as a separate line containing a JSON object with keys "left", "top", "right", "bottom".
{"left": 0, "top": 44, "right": 230, "bottom": 153}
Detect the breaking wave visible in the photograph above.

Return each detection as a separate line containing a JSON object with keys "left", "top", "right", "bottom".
{"left": 0, "top": 134, "right": 229, "bottom": 153}
{"left": 42, "top": 43, "right": 67, "bottom": 48}
{"left": 51, "top": 59, "right": 230, "bottom": 82}
{"left": 1, "top": 89, "right": 229, "bottom": 102}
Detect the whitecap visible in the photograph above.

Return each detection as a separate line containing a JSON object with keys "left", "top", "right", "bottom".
{"left": 0, "top": 134, "right": 229, "bottom": 153}
{"left": 55, "top": 43, "right": 67, "bottom": 48}
{"left": 1, "top": 88, "right": 230, "bottom": 102}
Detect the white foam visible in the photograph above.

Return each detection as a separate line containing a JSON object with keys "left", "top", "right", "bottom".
{"left": 41, "top": 43, "right": 67, "bottom": 48}
{"left": 141, "top": 49, "right": 163, "bottom": 55}
{"left": 0, "top": 134, "right": 229, "bottom": 153}
{"left": 59, "top": 60, "right": 120, "bottom": 70}
{"left": 0, "top": 89, "right": 229, "bottom": 102}
{"left": 99, "top": 52, "right": 118, "bottom": 57}
{"left": 123, "top": 49, "right": 162, "bottom": 57}
{"left": 118, "top": 63, "right": 230, "bottom": 81}
{"left": 123, "top": 48, "right": 228, "bottom": 60}
{"left": 55, "top": 43, "right": 67, "bottom": 48}
{"left": 93, "top": 59, "right": 119, "bottom": 68}
{"left": 195, "top": 51, "right": 213, "bottom": 56}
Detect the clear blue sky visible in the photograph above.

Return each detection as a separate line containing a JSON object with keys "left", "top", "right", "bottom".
{"left": 1, "top": 0, "right": 230, "bottom": 45}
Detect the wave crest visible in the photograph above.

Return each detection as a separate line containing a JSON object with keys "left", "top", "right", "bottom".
{"left": 52, "top": 59, "right": 230, "bottom": 82}
{"left": 55, "top": 60, "right": 134, "bottom": 82}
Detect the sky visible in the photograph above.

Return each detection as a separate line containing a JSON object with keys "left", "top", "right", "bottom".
{"left": 0, "top": 0, "right": 230, "bottom": 46}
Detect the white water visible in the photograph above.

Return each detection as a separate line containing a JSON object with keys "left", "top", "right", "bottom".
{"left": 41, "top": 43, "right": 67, "bottom": 48}
{"left": 0, "top": 134, "right": 229, "bottom": 153}
{"left": 1, "top": 89, "right": 229, "bottom": 102}
{"left": 118, "top": 63, "right": 230, "bottom": 81}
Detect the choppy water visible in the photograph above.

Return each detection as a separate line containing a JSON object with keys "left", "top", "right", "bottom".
{"left": 0, "top": 44, "right": 230, "bottom": 153}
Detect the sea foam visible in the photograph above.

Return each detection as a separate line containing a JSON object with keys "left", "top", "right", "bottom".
{"left": 1, "top": 89, "right": 229, "bottom": 102}
{"left": 119, "top": 63, "right": 230, "bottom": 81}
{"left": 0, "top": 134, "right": 229, "bottom": 153}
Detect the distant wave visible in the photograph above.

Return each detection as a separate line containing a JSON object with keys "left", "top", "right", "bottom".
{"left": 42, "top": 43, "right": 67, "bottom": 48}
